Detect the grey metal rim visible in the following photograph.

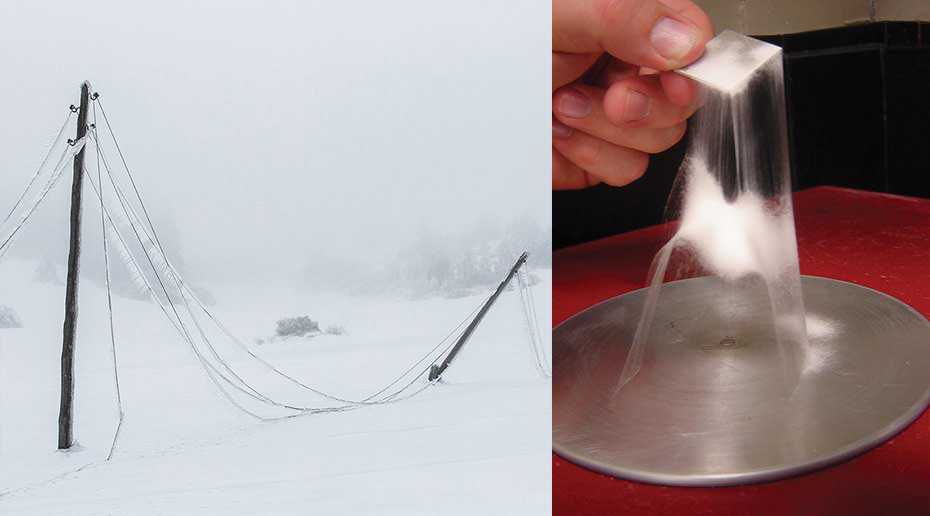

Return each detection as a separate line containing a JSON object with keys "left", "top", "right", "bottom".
{"left": 552, "top": 276, "right": 930, "bottom": 487}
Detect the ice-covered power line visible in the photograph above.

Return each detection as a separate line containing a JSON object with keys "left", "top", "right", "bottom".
{"left": 88, "top": 95, "right": 531, "bottom": 414}
{"left": 92, "top": 101, "right": 124, "bottom": 462}
{"left": 1, "top": 111, "right": 73, "bottom": 227}
{"left": 87, "top": 123, "right": 467, "bottom": 418}
{"left": 1, "top": 88, "right": 550, "bottom": 458}
{"left": 0, "top": 124, "right": 87, "bottom": 261}
{"left": 516, "top": 265, "right": 550, "bottom": 377}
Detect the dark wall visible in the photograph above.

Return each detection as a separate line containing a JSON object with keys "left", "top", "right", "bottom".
{"left": 554, "top": 22, "right": 930, "bottom": 250}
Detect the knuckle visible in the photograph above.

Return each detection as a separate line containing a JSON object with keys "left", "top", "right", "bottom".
{"left": 572, "top": 138, "right": 604, "bottom": 171}
{"left": 645, "top": 123, "right": 687, "bottom": 153}
{"left": 643, "top": 141, "right": 669, "bottom": 154}
{"left": 596, "top": 0, "right": 649, "bottom": 34}
{"left": 604, "top": 150, "right": 649, "bottom": 187}
{"left": 682, "top": 101, "right": 701, "bottom": 120}
{"left": 626, "top": 151, "right": 649, "bottom": 179}
{"left": 594, "top": 0, "right": 627, "bottom": 26}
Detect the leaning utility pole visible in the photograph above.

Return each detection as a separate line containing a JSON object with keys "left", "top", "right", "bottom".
{"left": 429, "top": 252, "right": 529, "bottom": 381}
{"left": 59, "top": 81, "right": 91, "bottom": 450}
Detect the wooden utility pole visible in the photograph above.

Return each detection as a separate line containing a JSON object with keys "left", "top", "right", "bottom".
{"left": 429, "top": 252, "right": 528, "bottom": 381}
{"left": 58, "top": 81, "right": 91, "bottom": 450}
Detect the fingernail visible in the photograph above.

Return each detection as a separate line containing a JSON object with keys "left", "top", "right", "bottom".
{"left": 555, "top": 87, "right": 591, "bottom": 118}
{"left": 552, "top": 120, "right": 573, "bottom": 139}
{"left": 623, "top": 90, "right": 650, "bottom": 122}
{"left": 650, "top": 17, "right": 699, "bottom": 62}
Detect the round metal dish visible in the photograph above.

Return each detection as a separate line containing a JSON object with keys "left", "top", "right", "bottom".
{"left": 553, "top": 275, "right": 930, "bottom": 486}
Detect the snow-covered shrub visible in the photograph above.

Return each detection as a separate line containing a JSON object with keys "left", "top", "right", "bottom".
{"left": 275, "top": 316, "right": 319, "bottom": 338}
{"left": 323, "top": 324, "right": 345, "bottom": 335}
{"left": 0, "top": 305, "right": 23, "bottom": 328}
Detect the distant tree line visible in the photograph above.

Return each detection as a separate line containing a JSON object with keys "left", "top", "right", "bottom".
{"left": 376, "top": 215, "right": 551, "bottom": 297}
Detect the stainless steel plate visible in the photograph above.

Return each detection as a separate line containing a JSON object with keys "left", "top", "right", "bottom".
{"left": 553, "top": 276, "right": 930, "bottom": 486}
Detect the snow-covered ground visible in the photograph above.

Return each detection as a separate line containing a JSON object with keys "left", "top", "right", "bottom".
{"left": 0, "top": 259, "right": 551, "bottom": 515}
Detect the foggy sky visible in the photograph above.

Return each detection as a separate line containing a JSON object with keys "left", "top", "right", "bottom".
{"left": 0, "top": 1, "right": 549, "bottom": 281}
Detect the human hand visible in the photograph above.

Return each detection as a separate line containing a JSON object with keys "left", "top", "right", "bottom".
{"left": 552, "top": 0, "right": 714, "bottom": 189}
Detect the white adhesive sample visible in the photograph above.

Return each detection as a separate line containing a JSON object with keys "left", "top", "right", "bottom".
{"left": 675, "top": 159, "right": 796, "bottom": 281}
{"left": 617, "top": 33, "right": 809, "bottom": 392}
{"left": 677, "top": 30, "right": 781, "bottom": 94}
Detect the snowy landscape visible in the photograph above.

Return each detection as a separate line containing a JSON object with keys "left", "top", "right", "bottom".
{"left": 0, "top": 86, "right": 552, "bottom": 515}
{"left": 0, "top": 256, "right": 552, "bottom": 514}
{"left": 0, "top": 1, "right": 549, "bottom": 513}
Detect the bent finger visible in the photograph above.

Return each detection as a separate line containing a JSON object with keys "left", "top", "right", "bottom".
{"left": 553, "top": 51, "right": 601, "bottom": 90}
{"left": 659, "top": 70, "right": 701, "bottom": 107}
{"left": 554, "top": 83, "right": 687, "bottom": 153}
{"left": 603, "top": 74, "right": 700, "bottom": 128}
{"left": 553, "top": 147, "right": 597, "bottom": 190}
{"left": 552, "top": 127, "right": 650, "bottom": 187}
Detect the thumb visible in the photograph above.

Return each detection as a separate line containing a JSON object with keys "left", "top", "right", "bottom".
{"left": 553, "top": 0, "right": 713, "bottom": 71}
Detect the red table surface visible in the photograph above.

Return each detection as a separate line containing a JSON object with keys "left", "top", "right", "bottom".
{"left": 553, "top": 187, "right": 930, "bottom": 516}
